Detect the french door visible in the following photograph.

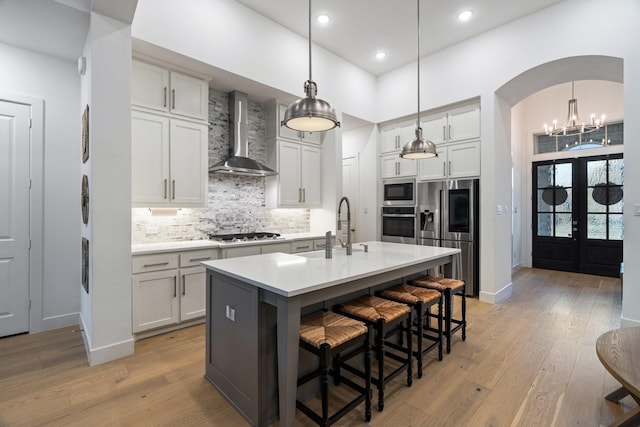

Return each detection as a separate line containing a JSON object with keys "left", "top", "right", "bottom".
{"left": 532, "top": 154, "right": 623, "bottom": 277}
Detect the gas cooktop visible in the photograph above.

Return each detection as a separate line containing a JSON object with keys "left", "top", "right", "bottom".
{"left": 208, "top": 232, "right": 282, "bottom": 243}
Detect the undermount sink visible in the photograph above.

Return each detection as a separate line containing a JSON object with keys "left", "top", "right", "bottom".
{"left": 297, "top": 246, "right": 364, "bottom": 259}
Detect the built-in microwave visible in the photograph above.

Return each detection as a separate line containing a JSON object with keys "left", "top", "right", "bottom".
{"left": 382, "top": 178, "right": 415, "bottom": 205}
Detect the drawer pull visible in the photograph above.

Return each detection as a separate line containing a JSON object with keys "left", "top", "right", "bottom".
{"left": 189, "top": 256, "right": 211, "bottom": 262}
{"left": 297, "top": 245, "right": 310, "bottom": 250}
{"left": 143, "top": 261, "right": 170, "bottom": 267}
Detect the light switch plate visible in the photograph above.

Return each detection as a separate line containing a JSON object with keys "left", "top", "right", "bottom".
{"left": 496, "top": 205, "right": 503, "bottom": 215}
{"left": 226, "top": 305, "right": 236, "bottom": 322}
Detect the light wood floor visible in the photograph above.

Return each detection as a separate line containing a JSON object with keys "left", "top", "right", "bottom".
{"left": 0, "top": 268, "right": 633, "bottom": 426}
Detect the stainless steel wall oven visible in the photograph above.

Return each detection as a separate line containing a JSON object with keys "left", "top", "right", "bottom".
{"left": 381, "top": 205, "right": 417, "bottom": 244}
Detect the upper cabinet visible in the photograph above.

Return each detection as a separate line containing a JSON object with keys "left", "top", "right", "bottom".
{"left": 131, "top": 111, "right": 208, "bottom": 208}
{"left": 417, "top": 141, "right": 480, "bottom": 181}
{"left": 132, "top": 59, "right": 209, "bottom": 122}
{"left": 380, "top": 153, "right": 418, "bottom": 178}
{"left": 421, "top": 103, "right": 480, "bottom": 145}
{"left": 380, "top": 119, "right": 416, "bottom": 154}
{"left": 265, "top": 139, "right": 321, "bottom": 208}
{"left": 265, "top": 100, "right": 322, "bottom": 145}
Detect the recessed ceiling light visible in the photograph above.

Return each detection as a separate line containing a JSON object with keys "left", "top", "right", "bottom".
{"left": 317, "top": 14, "right": 330, "bottom": 24}
{"left": 375, "top": 51, "right": 387, "bottom": 60}
{"left": 458, "top": 10, "right": 473, "bottom": 22}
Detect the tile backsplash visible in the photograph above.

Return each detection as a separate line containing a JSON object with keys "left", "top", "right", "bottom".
{"left": 132, "top": 88, "right": 310, "bottom": 244}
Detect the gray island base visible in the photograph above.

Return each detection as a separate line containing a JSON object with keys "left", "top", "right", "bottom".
{"left": 202, "top": 241, "right": 460, "bottom": 427}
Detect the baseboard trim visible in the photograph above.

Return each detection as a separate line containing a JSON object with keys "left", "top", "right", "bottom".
{"left": 79, "top": 313, "right": 134, "bottom": 366}
{"left": 41, "top": 312, "right": 80, "bottom": 331}
{"left": 479, "top": 281, "right": 513, "bottom": 304}
{"left": 621, "top": 316, "right": 640, "bottom": 328}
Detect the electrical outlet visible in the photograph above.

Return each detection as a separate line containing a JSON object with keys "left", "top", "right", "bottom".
{"left": 146, "top": 226, "right": 158, "bottom": 235}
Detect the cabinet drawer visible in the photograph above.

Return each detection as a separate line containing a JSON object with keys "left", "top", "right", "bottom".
{"left": 291, "top": 240, "right": 314, "bottom": 253}
{"left": 313, "top": 238, "right": 333, "bottom": 250}
{"left": 261, "top": 242, "right": 292, "bottom": 254}
{"left": 132, "top": 253, "right": 179, "bottom": 273}
{"left": 180, "top": 249, "right": 218, "bottom": 267}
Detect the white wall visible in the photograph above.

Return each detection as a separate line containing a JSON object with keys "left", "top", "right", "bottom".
{"left": 79, "top": 12, "right": 135, "bottom": 365}
{"left": 0, "top": 42, "right": 80, "bottom": 332}
{"left": 131, "top": 0, "right": 377, "bottom": 124}
{"left": 342, "top": 125, "right": 379, "bottom": 242}
{"left": 376, "top": 0, "right": 640, "bottom": 317}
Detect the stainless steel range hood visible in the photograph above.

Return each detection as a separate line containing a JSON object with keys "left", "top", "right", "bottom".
{"left": 209, "top": 90, "right": 277, "bottom": 177}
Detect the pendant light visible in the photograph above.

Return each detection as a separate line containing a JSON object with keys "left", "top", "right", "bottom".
{"left": 400, "top": 0, "right": 437, "bottom": 160}
{"left": 281, "top": 0, "right": 340, "bottom": 132}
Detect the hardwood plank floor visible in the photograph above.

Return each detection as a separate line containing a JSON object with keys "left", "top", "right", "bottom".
{"left": 0, "top": 268, "right": 629, "bottom": 426}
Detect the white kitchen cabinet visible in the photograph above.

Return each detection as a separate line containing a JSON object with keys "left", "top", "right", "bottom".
{"left": 421, "top": 104, "right": 480, "bottom": 145}
{"left": 265, "top": 100, "right": 322, "bottom": 145}
{"left": 132, "top": 110, "right": 208, "bottom": 208}
{"left": 380, "top": 120, "right": 416, "bottom": 154}
{"left": 220, "top": 245, "right": 261, "bottom": 259}
{"left": 291, "top": 239, "right": 315, "bottom": 253}
{"left": 260, "top": 242, "right": 292, "bottom": 254}
{"left": 266, "top": 140, "right": 321, "bottom": 208}
{"left": 380, "top": 152, "right": 418, "bottom": 178}
{"left": 132, "top": 249, "right": 217, "bottom": 335}
{"left": 132, "top": 59, "right": 209, "bottom": 121}
{"left": 418, "top": 140, "right": 480, "bottom": 181}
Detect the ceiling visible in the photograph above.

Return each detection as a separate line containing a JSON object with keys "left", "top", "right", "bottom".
{"left": 234, "top": 0, "right": 566, "bottom": 76}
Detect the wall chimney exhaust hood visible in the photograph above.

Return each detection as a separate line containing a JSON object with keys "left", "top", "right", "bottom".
{"left": 209, "top": 90, "right": 277, "bottom": 177}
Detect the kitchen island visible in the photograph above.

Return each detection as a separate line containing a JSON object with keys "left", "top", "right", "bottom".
{"left": 202, "top": 241, "right": 460, "bottom": 427}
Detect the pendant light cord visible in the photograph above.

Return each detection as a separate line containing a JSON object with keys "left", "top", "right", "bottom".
{"left": 308, "top": 0, "right": 313, "bottom": 82}
{"left": 416, "top": 0, "right": 421, "bottom": 128}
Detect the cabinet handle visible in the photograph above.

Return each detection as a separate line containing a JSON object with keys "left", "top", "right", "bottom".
{"left": 143, "top": 261, "right": 170, "bottom": 267}
{"left": 298, "top": 188, "right": 302, "bottom": 203}
{"left": 171, "top": 89, "right": 176, "bottom": 109}
{"left": 449, "top": 161, "right": 452, "bottom": 175}
{"left": 189, "top": 256, "right": 211, "bottom": 262}
{"left": 443, "top": 162, "right": 446, "bottom": 177}
{"left": 316, "top": 243, "right": 326, "bottom": 248}
{"left": 182, "top": 274, "right": 186, "bottom": 296}
{"left": 172, "top": 180, "right": 176, "bottom": 200}
{"left": 163, "top": 87, "right": 167, "bottom": 108}
{"left": 164, "top": 179, "right": 168, "bottom": 199}
{"left": 297, "top": 245, "right": 310, "bottom": 250}
{"left": 443, "top": 125, "right": 446, "bottom": 141}
{"left": 173, "top": 276, "right": 177, "bottom": 298}
{"left": 302, "top": 188, "right": 306, "bottom": 203}
{"left": 448, "top": 124, "right": 452, "bottom": 140}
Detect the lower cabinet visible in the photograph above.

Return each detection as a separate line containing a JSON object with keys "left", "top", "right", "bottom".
{"left": 132, "top": 248, "right": 217, "bottom": 335}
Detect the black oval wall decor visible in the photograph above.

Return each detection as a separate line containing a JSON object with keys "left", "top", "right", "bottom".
{"left": 541, "top": 186, "right": 568, "bottom": 206}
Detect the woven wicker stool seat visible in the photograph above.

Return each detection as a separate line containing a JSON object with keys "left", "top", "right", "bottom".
{"left": 411, "top": 275, "right": 466, "bottom": 354}
{"left": 297, "top": 310, "right": 372, "bottom": 426}
{"left": 337, "top": 295, "right": 412, "bottom": 412}
{"left": 378, "top": 284, "right": 443, "bottom": 378}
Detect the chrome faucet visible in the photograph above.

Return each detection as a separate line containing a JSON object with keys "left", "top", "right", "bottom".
{"left": 337, "top": 196, "right": 352, "bottom": 255}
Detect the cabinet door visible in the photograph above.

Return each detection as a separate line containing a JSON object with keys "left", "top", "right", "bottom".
{"left": 132, "top": 111, "right": 170, "bottom": 206}
{"left": 132, "top": 269, "right": 179, "bottom": 333}
{"left": 300, "top": 145, "right": 321, "bottom": 207}
{"left": 397, "top": 156, "right": 418, "bottom": 177}
{"left": 180, "top": 266, "right": 206, "bottom": 321}
{"left": 397, "top": 121, "right": 417, "bottom": 148}
{"left": 448, "top": 141, "right": 480, "bottom": 178}
{"left": 169, "top": 120, "right": 208, "bottom": 206}
{"left": 380, "top": 153, "right": 400, "bottom": 178}
{"left": 169, "top": 71, "right": 209, "bottom": 121}
{"left": 278, "top": 141, "right": 302, "bottom": 206}
{"left": 421, "top": 112, "right": 447, "bottom": 145}
{"left": 418, "top": 147, "right": 447, "bottom": 181}
{"left": 380, "top": 126, "right": 400, "bottom": 153}
{"left": 447, "top": 104, "right": 480, "bottom": 142}
{"left": 300, "top": 131, "right": 321, "bottom": 145}
{"left": 132, "top": 60, "right": 169, "bottom": 112}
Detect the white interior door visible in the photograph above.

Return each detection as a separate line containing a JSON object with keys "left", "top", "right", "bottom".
{"left": 0, "top": 100, "right": 31, "bottom": 337}
{"left": 342, "top": 156, "right": 358, "bottom": 242}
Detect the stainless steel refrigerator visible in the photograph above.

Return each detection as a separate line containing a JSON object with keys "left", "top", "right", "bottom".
{"left": 417, "top": 179, "right": 479, "bottom": 297}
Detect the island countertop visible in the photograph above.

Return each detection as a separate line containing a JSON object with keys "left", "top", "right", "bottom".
{"left": 201, "top": 241, "right": 460, "bottom": 298}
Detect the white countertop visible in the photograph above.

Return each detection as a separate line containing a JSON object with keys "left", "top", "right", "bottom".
{"left": 201, "top": 241, "right": 460, "bottom": 297}
{"left": 131, "top": 233, "right": 331, "bottom": 255}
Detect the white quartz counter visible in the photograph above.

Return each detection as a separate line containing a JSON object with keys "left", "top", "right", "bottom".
{"left": 131, "top": 233, "right": 331, "bottom": 255}
{"left": 201, "top": 241, "right": 460, "bottom": 297}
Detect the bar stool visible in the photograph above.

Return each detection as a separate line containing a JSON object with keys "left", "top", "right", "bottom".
{"left": 410, "top": 275, "right": 466, "bottom": 354}
{"left": 297, "top": 310, "right": 372, "bottom": 426}
{"left": 336, "top": 295, "right": 412, "bottom": 412}
{"left": 378, "top": 283, "right": 443, "bottom": 378}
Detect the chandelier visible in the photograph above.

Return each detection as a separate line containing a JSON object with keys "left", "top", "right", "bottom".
{"left": 544, "top": 81, "right": 605, "bottom": 137}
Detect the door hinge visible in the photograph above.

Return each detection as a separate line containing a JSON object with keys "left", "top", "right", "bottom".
{"left": 29, "top": 178, "right": 32, "bottom": 189}
{"left": 29, "top": 239, "right": 31, "bottom": 250}
{"left": 28, "top": 299, "right": 32, "bottom": 310}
